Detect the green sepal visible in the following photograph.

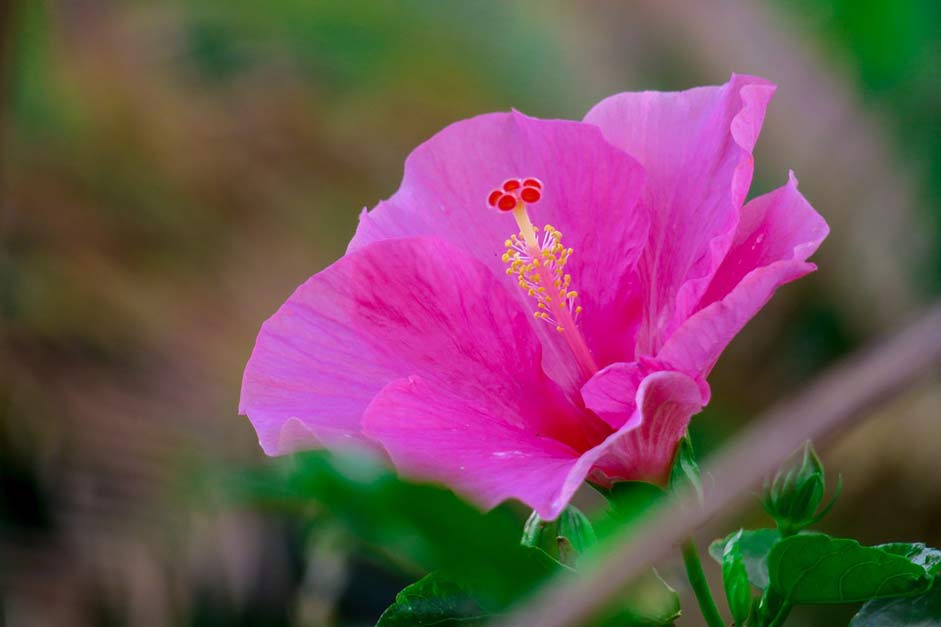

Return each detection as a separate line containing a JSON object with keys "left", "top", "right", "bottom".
{"left": 521, "top": 505, "right": 597, "bottom": 568}
{"left": 668, "top": 433, "right": 702, "bottom": 502}
{"left": 718, "top": 532, "right": 754, "bottom": 625}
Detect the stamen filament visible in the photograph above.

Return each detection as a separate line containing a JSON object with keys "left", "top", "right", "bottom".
{"left": 506, "top": 199, "right": 598, "bottom": 380}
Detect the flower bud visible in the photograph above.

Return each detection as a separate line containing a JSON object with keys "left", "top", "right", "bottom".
{"left": 763, "top": 442, "right": 839, "bottom": 535}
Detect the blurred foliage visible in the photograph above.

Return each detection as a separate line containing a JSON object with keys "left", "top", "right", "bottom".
{"left": 776, "top": 0, "right": 941, "bottom": 286}
{"left": 213, "top": 450, "right": 676, "bottom": 625}
{"left": 1, "top": 1, "right": 939, "bottom": 626}
{"left": 225, "top": 451, "right": 559, "bottom": 609}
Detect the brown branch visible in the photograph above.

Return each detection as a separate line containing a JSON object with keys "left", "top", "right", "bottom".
{"left": 498, "top": 303, "right": 941, "bottom": 627}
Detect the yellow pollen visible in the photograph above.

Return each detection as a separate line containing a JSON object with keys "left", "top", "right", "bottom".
{"left": 502, "top": 201, "right": 585, "bottom": 336}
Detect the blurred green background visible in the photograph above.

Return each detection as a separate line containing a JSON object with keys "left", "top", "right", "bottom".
{"left": 2, "top": 1, "right": 939, "bottom": 625}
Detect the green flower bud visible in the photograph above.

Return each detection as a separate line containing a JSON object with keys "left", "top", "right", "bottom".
{"left": 763, "top": 442, "right": 840, "bottom": 535}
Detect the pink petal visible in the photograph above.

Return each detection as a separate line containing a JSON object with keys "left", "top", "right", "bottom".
{"left": 350, "top": 111, "right": 648, "bottom": 394}
{"left": 363, "top": 365, "right": 705, "bottom": 516}
{"left": 584, "top": 74, "right": 776, "bottom": 355}
{"left": 581, "top": 368, "right": 706, "bottom": 485}
{"left": 363, "top": 364, "right": 704, "bottom": 520}
{"left": 576, "top": 357, "right": 703, "bottom": 429}
{"left": 240, "top": 237, "right": 600, "bottom": 456}
{"left": 363, "top": 376, "right": 596, "bottom": 520}
{"left": 658, "top": 173, "right": 828, "bottom": 375}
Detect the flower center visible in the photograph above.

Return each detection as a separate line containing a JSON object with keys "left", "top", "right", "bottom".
{"left": 489, "top": 178, "right": 599, "bottom": 380}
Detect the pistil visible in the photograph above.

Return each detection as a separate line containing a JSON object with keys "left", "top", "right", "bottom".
{"left": 490, "top": 178, "right": 599, "bottom": 380}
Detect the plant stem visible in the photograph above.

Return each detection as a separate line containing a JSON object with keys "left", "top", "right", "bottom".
{"left": 765, "top": 603, "right": 791, "bottom": 627}
{"left": 681, "top": 538, "right": 725, "bottom": 627}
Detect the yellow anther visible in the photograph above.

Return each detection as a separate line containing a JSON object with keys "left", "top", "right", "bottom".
{"left": 500, "top": 200, "right": 584, "bottom": 333}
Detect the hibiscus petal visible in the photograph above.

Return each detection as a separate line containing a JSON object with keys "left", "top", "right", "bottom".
{"left": 363, "top": 376, "right": 594, "bottom": 520}
{"left": 363, "top": 364, "right": 703, "bottom": 520}
{"left": 364, "top": 365, "right": 705, "bottom": 517}
{"left": 240, "top": 237, "right": 597, "bottom": 456}
{"left": 350, "top": 111, "right": 648, "bottom": 394}
{"left": 581, "top": 368, "right": 706, "bottom": 484}
{"left": 584, "top": 74, "right": 776, "bottom": 355}
{"left": 658, "top": 173, "right": 828, "bottom": 375}
{"left": 580, "top": 362, "right": 650, "bottom": 430}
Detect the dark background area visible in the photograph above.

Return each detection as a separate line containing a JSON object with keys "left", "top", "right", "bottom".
{"left": 2, "top": 1, "right": 939, "bottom": 625}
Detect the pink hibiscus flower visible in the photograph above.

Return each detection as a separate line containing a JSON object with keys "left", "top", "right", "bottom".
{"left": 239, "top": 74, "right": 828, "bottom": 519}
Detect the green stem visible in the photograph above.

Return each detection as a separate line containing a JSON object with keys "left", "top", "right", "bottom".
{"left": 765, "top": 603, "right": 791, "bottom": 627}
{"left": 681, "top": 538, "right": 725, "bottom": 627}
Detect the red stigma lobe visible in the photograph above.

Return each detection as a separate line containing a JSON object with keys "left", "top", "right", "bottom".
{"left": 519, "top": 187, "right": 541, "bottom": 203}
{"left": 486, "top": 176, "right": 543, "bottom": 211}
{"left": 497, "top": 194, "right": 518, "bottom": 211}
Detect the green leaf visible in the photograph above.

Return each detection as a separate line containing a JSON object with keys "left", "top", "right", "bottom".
{"left": 376, "top": 572, "right": 489, "bottom": 626}
{"left": 767, "top": 534, "right": 931, "bottom": 605}
{"left": 850, "top": 584, "right": 941, "bottom": 626}
{"left": 877, "top": 543, "right": 941, "bottom": 577}
{"left": 668, "top": 434, "right": 702, "bottom": 501}
{"left": 709, "top": 528, "right": 781, "bottom": 590}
